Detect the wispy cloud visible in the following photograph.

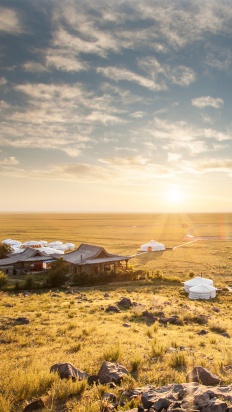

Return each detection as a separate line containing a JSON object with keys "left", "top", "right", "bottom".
{"left": 97, "top": 66, "right": 165, "bottom": 91}
{"left": 0, "top": 7, "right": 23, "bottom": 34}
{"left": 0, "top": 156, "right": 19, "bottom": 165}
{"left": 138, "top": 57, "right": 196, "bottom": 87}
{"left": 192, "top": 96, "right": 224, "bottom": 109}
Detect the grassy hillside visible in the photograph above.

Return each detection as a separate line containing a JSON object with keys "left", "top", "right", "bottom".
{"left": 0, "top": 213, "right": 232, "bottom": 411}
{"left": 0, "top": 282, "right": 232, "bottom": 411}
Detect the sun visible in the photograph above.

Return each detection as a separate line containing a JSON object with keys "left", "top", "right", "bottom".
{"left": 167, "top": 187, "right": 184, "bottom": 203}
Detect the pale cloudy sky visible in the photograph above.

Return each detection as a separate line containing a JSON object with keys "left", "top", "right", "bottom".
{"left": 1, "top": 0, "right": 232, "bottom": 212}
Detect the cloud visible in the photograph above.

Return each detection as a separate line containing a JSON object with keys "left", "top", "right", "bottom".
{"left": 168, "top": 153, "right": 182, "bottom": 162}
{"left": 0, "top": 77, "right": 7, "bottom": 86}
{"left": 23, "top": 61, "right": 48, "bottom": 73}
{"left": 0, "top": 156, "right": 19, "bottom": 165}
{"left": 146, "top": 117, "right": 231, "bottom": 144}
{"left": 97, "top": 66, "right": 165, "bottom": 91}
{"left": 192, "top": 96, "right": 224, "bottom": 109}
{"left": 130, "top": 111, "right": 145, "bottom": 118}
{"left": 186, "top": 158, "right": 232, "bottom": 175}
{"left": 0, "top": 7, "right": 23, "bottom": 34}
{"left": 45, "top": 50, "right": 89, "bottom": 72}
{"left": 138, "top": 57, "right": 196, "bottom": 87}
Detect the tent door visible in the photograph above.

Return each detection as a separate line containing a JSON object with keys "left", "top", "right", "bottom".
{"left": 148, "top": 246, "right": 152, "bottom": 252}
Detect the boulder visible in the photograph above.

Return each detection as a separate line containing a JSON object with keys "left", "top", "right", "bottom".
{"left": 186, "top": 367, "right": 220, "bottom": 386}
{"left": 198, "top": 329, "right": 208, "bottom": 335}
{"left": 97, "top": 361, "right": 129, "bottom": 384}
{"left": 22, "top": 399, "right": 45, "bottom": 411}
{"left": 105, "top": 305, "right": 121, "bottom": 313}
{"left": 15, "top": 317, "right": 30, "bottom": 325}
{"left": 118, "top": 298, "right": 132, "bottom": 307}
{"left": 50, "top": 362, "right": 88, "bottom": 381}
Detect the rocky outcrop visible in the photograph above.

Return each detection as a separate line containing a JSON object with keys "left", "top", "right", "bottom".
{"left": 119, "top": 382, "right": 232, "bottom": 412}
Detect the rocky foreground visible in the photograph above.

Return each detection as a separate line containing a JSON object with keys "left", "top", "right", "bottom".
{"left": 22, "top": 362, "right": 232, "bottom": 412}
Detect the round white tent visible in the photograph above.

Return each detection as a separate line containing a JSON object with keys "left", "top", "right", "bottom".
{"left": 38, "top": 240, "right": 48, "bottom": 246}
{"left": 139, "top": 240, "right": 165, "bottom": 252}
{"left": 22, "top": 240, "right": 42, "bottom": 248}
{"left": 48, "top": 241, "right": 63, "bottom": 248}
{"left": 63, "top": 242, "right": 75, "bottom": 251}
{"left": 183, "top": 276, "right": 214, "bottom": 292}
{"left": 2, "top": 239, "right": 22, "bottom": 246}
{"left": 189, "top": 283, "right": 217, "bottom": 300}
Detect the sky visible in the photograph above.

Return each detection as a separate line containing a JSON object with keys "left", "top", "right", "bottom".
{"left": 1, "top": 0, "right": 232, "bottom": 213}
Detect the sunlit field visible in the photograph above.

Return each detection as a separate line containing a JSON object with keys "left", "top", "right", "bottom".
{"left": 0, "top": 213, "right": 232, "bottom": 411}
{"left": 1, "top": 213, "right": 232, "bottom": 283}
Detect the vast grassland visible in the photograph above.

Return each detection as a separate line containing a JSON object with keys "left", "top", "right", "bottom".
{"left": 1, "top": 212, "right": 232, "bottom": 282}
{"left": 0, "top": 213, "right": 232, "bottom": 411}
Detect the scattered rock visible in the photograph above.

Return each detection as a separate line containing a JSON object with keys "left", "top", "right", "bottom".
{"left": 123, "top": 323, "right": 131, "bottom": 327}
{"left": 15, "top": 317, "right": 30, "bottom": 325}
{"left": 104, "top": 293, "right": 110, "bottom": 298}
{"left": 198, "top": 329, "right": 209, "bottom": 335}
{"left": 22, "top": 399, "right": 45, "bottom": 412}
{"left": 221, "top": 332, "right": 230, "bottom": 338}
{"left": 105, "top": 305, "right": 121, "bottom": 313}
{"left": 186, "top": 366, "right": 220, "bottom": 386}
{"left": 97, "top": 361, "right": 129, "bottom": 384}
{"left": 88, "top": 375, "right": 100, "bottom": 386}
{"left": 142, "top": 311, "right": 157, "bottom": 323}
{"left": 102, "top": 392, "right": 117, "bottom": 402}
{"left": 118, "top": 297, "right": 132, "bottom": 307}
{"left": 50, "top": 362, "right": 89, "bottom": 381}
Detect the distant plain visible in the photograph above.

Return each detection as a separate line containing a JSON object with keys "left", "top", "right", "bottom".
{"left": 0, "top": 213, "right": 232, "bottom": 283}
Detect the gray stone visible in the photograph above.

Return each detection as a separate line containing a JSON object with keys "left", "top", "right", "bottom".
{"left": 198, "top": 329, "right": 208, "bottom": 335}
{"left": 97, "top": 361, "right": 129, "bottom": 384}
{"left": 102, "top": 392, "right": 117, "bottom": 402}
{"left": 50, "top": 362, "right": 88, "bottom": 381}
{"left": 15, "top": 317, "right": 30, "bottom": 325}
{"left": 105, "top": 305, "right": 121, "bottom": 313}
{"left": 186, "top": 366, "right": 220, "bottom": 386}
{"left": 22, "top": 399, "right": 45, "bottom": 412}
{"left": 151, "top": 397, "right": 171, "bottom": 411}
{"left": 118, "top": 297, "right": 132, "bottom": 307}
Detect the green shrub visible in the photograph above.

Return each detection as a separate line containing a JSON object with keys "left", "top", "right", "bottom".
{"left": 0, "top": 271, "right": 8, "bottom": 289}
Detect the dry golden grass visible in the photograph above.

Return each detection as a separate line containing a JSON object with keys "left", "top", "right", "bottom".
{"left": 0, "top": 282, "right": 232, "bottom": 411}
{"left": 0, "top": 213, "right": 232, "bottom": 411}
{"left": 1, "top": 212, "right": 232, "bottom": 282}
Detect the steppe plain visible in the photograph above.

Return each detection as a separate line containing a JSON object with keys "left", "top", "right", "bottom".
{"left": 0, "top": 213, "right": 232, "bottom": 412}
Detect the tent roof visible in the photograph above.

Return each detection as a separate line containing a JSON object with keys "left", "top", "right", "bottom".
{"left": 141, "top": 240, "right": 164, "bottom": 247}
{"left": 62, "top": 243, "right": 130, "bottom": 265}
{"left": 184, "top": 276, "right": 213, "bottom": 286}
{"left": 189, "top": 283, "right": 216, "bottom": 292}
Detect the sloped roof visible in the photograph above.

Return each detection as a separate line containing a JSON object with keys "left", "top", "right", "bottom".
{"left": 62, "top": 243, "right": 130, "bottom": 265}
{"left": 189, "top": 283, "right": 216, "bottom": 293}
{"left": 0, "top": 248, "right": 52, "bottom": 266}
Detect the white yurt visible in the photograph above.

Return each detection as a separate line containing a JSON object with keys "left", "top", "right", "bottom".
{"left": 63, "top": 242, "right": 75, "bottom": 251}
{"left": 11, "top": 246, "right": 24, "bottom": 254}
{"left": 183, "top": 276, "right": 214, "bottom": 292}
{"left": 139, "top": 240, "right": 165, "bottom": 252}
{"left": 189, "top": 283, "right": 217, "bottom": 300}
{"left": 22, "top": 240, "right": 42, "bottom": 248}
{"left": 48, "top": 241, "right": 63, "bottom": 248}
{"left": 2, "top": 239, "right": 22, "bottom": 246}
{"left": 38, "top": 240, "right": 48, "bottom": 246}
